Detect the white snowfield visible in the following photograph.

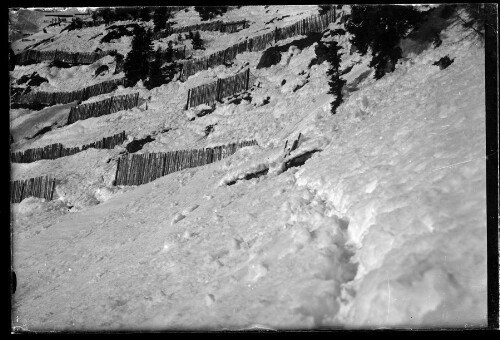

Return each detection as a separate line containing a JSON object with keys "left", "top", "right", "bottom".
{"left": 11, "top": 5, "right": 486, "bottom": 331}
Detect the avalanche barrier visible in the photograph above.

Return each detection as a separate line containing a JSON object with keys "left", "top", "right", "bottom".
{"left": 15, "top": 49, "right": 117, "bottom": 66}
{"left": 153, "top": 20, "right": 248, "bottom": 39}
{"left": 186, "top": 68, "right": 251, "bottom": 109}
{"left": 114, "top": 139, "right": 258, "bottom": 186}
{"left": 10, "top": 176, "right": 56, "bottom": 203}
{"left": 11, "top": 131, "right": 126, "bottom": 163}
{"left": 14, "top": 78, "right": 127, "bottom": 108}
{"left": 179, "top": 8, "right": 337, "bottom": 81}
{"left": 67, "top": 92, "right": 140, "bottom": 125}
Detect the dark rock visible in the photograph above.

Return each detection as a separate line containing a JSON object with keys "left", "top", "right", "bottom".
{"left": 125, "top": 136, "right": 155, "bottom": 153}
{"left": 94, "top": 64, "right": 109, "bottom": 77}
{"left": 433, "top": 55, "right": 454, "bottom": 70}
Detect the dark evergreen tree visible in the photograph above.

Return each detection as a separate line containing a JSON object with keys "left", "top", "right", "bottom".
{"left": 345, "top": 5, "right": 424, "bottom": 79}
{"left": 145, "top": 48, "right": 165, "bottom": 89}
{"left": 99, "top": 8, "right": 114, "bottom": 25}
{"left": 192, "top": 31, "right": 204, "bottom": 50}
{"left": 153, "top": 7, "right": 168, "bottom": 32}
{"left": 194, "top": 6, "right": 228, "bottom": 21}
{"left": 318, "top": 5, "right": 332, "bottom": 15}
{"left": 138, "top": 7, "right": 151, "bottom": 22}
{"left": 165, "top": 40, "right": 174, "bottom": 63}
{"left": 325, "top": 42, "right": 346, "bottom": 115}
{"left": 123, "top": 26, "right": 154, "bottom": 86}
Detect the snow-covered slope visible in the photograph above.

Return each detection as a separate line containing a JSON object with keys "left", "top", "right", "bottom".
{"left": 11, "top": 6, "right": 487, "bottom": 331}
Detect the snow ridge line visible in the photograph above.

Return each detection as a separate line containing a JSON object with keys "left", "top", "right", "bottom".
{"left": 10, "top": 131, "right": 127, "bottom": 164}
{"left": 10, "top": 175, "right": 56, "bottom": 203}
{"left": 186, "top": 68, "right": 250, "bottom": 109}
{"left": 114, "top": 140, "right": 258, "bottom": 186}
{"left": 179, "top": 8, "right": 338, "bottom": 81}
{"left": 67, "top": 92, "right": 139, "bottom": 125}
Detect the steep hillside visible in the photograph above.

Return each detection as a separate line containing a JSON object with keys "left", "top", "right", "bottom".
{"left": 10, "top": 5, "right": 487, "bottom": 331}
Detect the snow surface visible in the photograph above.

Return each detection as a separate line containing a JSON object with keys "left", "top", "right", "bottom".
{"left": 11, "top": 6, "right": 487, "bottom": 331}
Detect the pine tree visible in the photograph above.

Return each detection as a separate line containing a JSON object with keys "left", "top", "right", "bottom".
{"left": 153, "top": 7, "right": 168, "bottom": 32}
{"left": 138, "top": 7, "right": 151, "bottom": 22}
{"left": 123, "top": 26, "right": 154, "bottom": 86}
{"left": 99, "top": 8, "right": 114, "bottom": 25}
{"left": 345, "top": 5, "right": 424, "bottom": 79}
{"left": 326, "top": 42, "right": 346, "bottom": 115}
{"left": 165, "top": 40, "right": 174, "bottom": 63}
{"left": 194, "top": 6, "right": 228, "bottom": 21}
{"left": 192, "top": 31, "right": 204, "bottom": 50}
{"left": 145, "top": 48, "right": 165, "bottom": 90}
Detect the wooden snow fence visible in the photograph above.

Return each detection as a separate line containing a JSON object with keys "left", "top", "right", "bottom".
{"left": 15, "top": 49, "right": 116, "bottom": 66}
{"left": 67, "top": 92, "right": 139, "bottom": 125}
{"left": 221, "top": 20, "right": 248, "bottom": 33}
{"left": 186, "top": 68, "right": 250, "bottom": 109}
{"left": 114, "top": 139, "right": 258, "bottom": 186}
{"left": 179, "top": 9, "right": 337, "bottom": 81}
{"left": 15, "top": 78, "right": 127, "bottom": 107}
{"left": 11, "top": 176, "right": 56, "bottom": 203}
{"left": 10, "top": 131, "right": 127, "bottom": 163}
{"left": 153, "top": 20, "right": 248, "bottom": 39}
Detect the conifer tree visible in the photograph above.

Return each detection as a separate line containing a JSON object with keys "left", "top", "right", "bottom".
{"left": 145, "top": 48, "right": 165, "bottom": 90}
{"left": 326, "top": 41, "right": 346, "bottom": 115}
{"left": 345, "top": 5, "right": 424, "bottom": 79}
{"left": 138, "top": 7, "right": 151, "bottom": 22}
{"left": 165, "top": 40, "right": 174, "bottom": 63}
{"left": 123, "top": 27, "right": 154, "bottom": 86}
{"left": 153, "top": 7, "right": 168, "bottom": 32}
{"left": 192, "top": 31, "right": 204, "bottom": 50}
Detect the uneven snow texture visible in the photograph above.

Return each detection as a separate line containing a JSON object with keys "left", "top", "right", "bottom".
{"left": 11, "top": 6, "right": 486, "bottom": 331}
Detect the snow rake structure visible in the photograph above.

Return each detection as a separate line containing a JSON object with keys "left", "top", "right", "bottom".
{"left": 114, "top": 140, "right": 258, "bottom": 186}
{"left": 67, "top": 93, "right": 140, "bottom": 125}
{"left": 11, "top": 131, "right": 127, "bottom": 163}
{"left": 10, "top": 176, "right": 56, "bottom": 203}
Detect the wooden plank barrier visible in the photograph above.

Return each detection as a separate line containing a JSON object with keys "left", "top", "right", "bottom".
{"left": 16, "top": 78, "right": 127, "bottom": 108}
{"left": 114, "top": 139, "right": 258, "bottom": 186}
{"left": 186, "top": 68, "right": 250, "bottom": 109}
{"left": 15, "top": 49, "right": 117, "bottom": 66}
{"left": 11, "top": 131, "right": 126, "bottom": 163}
{"left": 10, "top": 175, "right": 56, "bottom": 203}
{"left": 67, "top": 92, "right": 139, "bottom": 125}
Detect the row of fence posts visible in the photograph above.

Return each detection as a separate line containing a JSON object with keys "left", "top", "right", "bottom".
{"left": 11, "top": 131, "right": 127, "bottom": 163}
{"left": 10, "top": 176, "right": 56, "bottom": 203}
{"left": 15, "top": 49, "right": 117, "bottom": 66}
{"left": 67, "top": 92, "right": 139, "bottom": 125}
{"left": 115, "top": 139, "right": 258, "bottom": 186}
{"left": 153, "top": 20, "right": 248, "bottom": 39}
{"left": 15, "top": 78, "right": 127, "bottom": 107}
{"left": 179, "top": 8, "right": 337, "bottom": 81}
{"left": 186, "top": 68, "right": 250, "bottom": 109}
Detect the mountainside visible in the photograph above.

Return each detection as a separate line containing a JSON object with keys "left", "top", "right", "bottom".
{"left": 10, "top": 5, "right": 488, "bottom": 331}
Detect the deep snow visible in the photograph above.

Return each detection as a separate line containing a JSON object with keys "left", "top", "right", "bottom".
{"left": 11, "top": 5, "right": 487, "bottom": 330}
